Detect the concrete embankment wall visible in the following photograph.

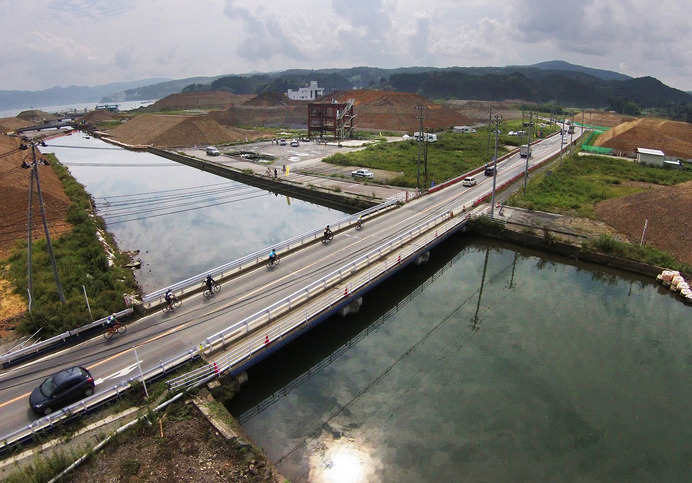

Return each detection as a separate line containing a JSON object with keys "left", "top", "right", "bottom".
{"left": 497, "top": 229, "right": 670, "bottom": 278}
{"left": 148, "top": 147, "right": 376, "bottom": 213}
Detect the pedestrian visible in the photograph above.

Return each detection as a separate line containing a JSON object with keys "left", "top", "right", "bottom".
{"left": 274, "top": 168, "right": 278, "bottom": 179}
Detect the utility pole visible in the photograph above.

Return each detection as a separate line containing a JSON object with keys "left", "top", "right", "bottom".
{"left": 489, "top": 115, "right": 500, "bottom": 218}
{"left": 27, "top": 165, "right": 34, "bottom": 302}
{"left": 424, "top": 130, "right": 429, "bottom": 189}
{"left": 415, "top": 105, "right": 425, "bottom": 191}
{"left": 486, "top": 107, "right": 492, "bottom": 157}
{"left": 31, "top": 144, "right": 66, "bottom": 304}
{"left": 523, "top": 110, "right": 533, "bottom": 192}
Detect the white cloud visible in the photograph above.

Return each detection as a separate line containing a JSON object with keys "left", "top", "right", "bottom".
{"left": 0, "top": 0, "right": 689, "bottom": 92}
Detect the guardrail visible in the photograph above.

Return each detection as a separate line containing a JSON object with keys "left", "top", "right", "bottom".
{"left": 166, "top": 209, "right": 471, "bottom": 392}
{"left": 141, "top": 198, "right": 401, "bottom": 306}
{"left": 0, "top": 342, "right": 199, "bottom": 453}
{"left": 0, "top": 308, "right": 134, "bottom": 368}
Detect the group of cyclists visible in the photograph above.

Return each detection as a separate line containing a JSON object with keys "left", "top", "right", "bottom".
{"left": 155, "top": 219, "right": 364, "bottom": 313}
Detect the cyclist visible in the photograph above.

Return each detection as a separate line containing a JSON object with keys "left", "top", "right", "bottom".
{"left": 106, "top": 313, "right": 117, "bottom": 328}
{"left": 204, "top": 274, "right": 216, "bottom": 292}
{"left": 268, "top": 248, "right": 277, "bottom": 265}
{"left": 324, "top": 225, "right": 333, "bottom": 240}
{"left": 164, "top": 289, "right": 175, "bottom": 308}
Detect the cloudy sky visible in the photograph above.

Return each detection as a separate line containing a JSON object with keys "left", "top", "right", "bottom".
{"left": 2, "top": 0, "right": 690, "bottom": 92}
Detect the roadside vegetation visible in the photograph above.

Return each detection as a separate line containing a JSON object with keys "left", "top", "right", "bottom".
{"left": 584, "top": 234, "right": 691, "bottom": 274}
{"left": 507, "top": 154, "right": 692, "bottom": 218}
{"left": 323, "top": 122, "right": 560, "bottom": 188}
{"left": 2, "top": 154, "right": 139, "bottom": 337}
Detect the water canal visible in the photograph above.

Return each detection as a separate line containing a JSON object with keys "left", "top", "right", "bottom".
{"left": 44, "top": 134, "right": 346, "bottom": 292}
{"left": 46, "top": 134, "right": 690, "bottom": 482}
{"left": 226, "top": 236, "right": 691, "bottom": 482}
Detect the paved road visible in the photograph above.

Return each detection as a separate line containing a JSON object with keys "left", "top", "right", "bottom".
{"left": 0, "top": 129, "right": 580, "bottom": 439}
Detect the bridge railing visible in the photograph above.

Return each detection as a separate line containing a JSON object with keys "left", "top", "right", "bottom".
{"left": 0, "top": 209, "right": 468, "bottom": 452}
{"left": 0, "top": 308, "right": 134, "bottom": 368}
{"left": 166, "top": 210, "right": 471, "bottom": 392}
{"left": 141, "top": 199, "right": 400, "bottom": 306}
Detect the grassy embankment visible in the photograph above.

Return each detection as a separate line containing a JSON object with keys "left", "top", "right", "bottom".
{"left": 2, "top": 154, "right": 139, "bottom": 337}
{"left": 322, "top": 122, "right": 554, "bottom": 187}
{"left": 506, "top": 154, "right": 692, "bottom": 272}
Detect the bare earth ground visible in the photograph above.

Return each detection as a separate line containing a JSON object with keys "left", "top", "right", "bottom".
{"left": 62, "top": 402, "right": 282, "bottom": 483}
{"left": 0, "top": 131, "right": 73, "bottom": 335}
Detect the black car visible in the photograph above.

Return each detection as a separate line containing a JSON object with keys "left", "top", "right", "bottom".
{"left": 29, "top": 366, "right": 95, "bottom": 415}
{"left": 484, "top": 165, "right": 495, "bottom": 176}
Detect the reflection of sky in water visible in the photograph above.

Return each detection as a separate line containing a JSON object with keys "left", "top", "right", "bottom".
{"left": 234, "top": 242, "right": 692, "bottom": 482}
{"left": 44, "top": 134, "right": 344, "bottom": 291}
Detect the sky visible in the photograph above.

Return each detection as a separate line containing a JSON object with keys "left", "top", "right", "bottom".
{"left": 2, "top": 0, "right": 690, "bottom": 92}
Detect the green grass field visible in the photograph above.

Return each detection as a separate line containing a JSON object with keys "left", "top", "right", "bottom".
{"left": 507, "top": 155, "right": 692, "bottom": 218}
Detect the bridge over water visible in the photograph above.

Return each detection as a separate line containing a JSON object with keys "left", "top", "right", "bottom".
{"left": 0, "top": 128, "right": 580, "bottom": 449}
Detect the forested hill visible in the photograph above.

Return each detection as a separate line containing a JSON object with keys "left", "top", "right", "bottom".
{"left": 184, "top": 63, "right": 691, "bottom": 113}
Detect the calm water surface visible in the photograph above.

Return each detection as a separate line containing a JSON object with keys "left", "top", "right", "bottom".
{"left": 227, "top": 237, "right": 691, "bottom": 482}
{"left": 43, "top": 134, "right": 346, "bottom": 292}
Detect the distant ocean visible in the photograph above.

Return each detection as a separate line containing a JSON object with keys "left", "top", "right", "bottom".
{"left": 1, "top": 99, "right": 157, "bottom": 118}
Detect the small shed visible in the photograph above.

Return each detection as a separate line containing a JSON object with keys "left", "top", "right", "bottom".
{"left": 636, "top": 147, "right": 665, "bottom": 166}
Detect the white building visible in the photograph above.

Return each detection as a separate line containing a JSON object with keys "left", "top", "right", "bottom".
{"left": 287, "top": 81, "right": 324, "bottom": 100}
{"left": 636, "top": 147, "right": 665, "bottom": 166}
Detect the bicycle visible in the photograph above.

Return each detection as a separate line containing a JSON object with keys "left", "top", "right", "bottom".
{"left": 203, "top": 282, "right": 220, "bottom": 298}
{"left": 266, "top": 254, "right": 281, "bottom": 268}
{"left": 104, "top": 322, "right": 127, "bottom": 339}
{"left": 162, "top": 295, "right": 182, "bottom": 312}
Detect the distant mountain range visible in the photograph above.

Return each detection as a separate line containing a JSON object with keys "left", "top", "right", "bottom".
{"left": 1, "top": 61, "right": 690, "bottom": 114}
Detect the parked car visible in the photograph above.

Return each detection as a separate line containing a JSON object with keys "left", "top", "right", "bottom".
{"left": 462, "top": 176, "right": 477, "bottom": 187}
{"left": 290, "top": 139, "right": 299, "bottom": 147}
{"left": 351, "top": 169, "right": 374, "bottom": 179}
{"left": 279, "top": 138, "right": 287, "bottom": 146}
{"left": 30, "top": 366, "right": 95, "bottom": 415}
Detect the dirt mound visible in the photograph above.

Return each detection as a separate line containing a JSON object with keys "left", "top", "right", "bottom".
{"left": 145, "top": 91, "right": 252, "bottom": 111}
{"left": 16, "top": 110, "right": 59, "bottom": 123}
{"left": 106, "top": 113, "right": 267, "bottom": 147}
{"left": 243, "top": 92, "right": 291, "bottom": 106}
{"left": 574, "top": 110, "right": 635, "bottom": 128}
{"left": 440, "top": 100, "right": 522, "bottom": 124}
{"left": 593, "top": 118, "right": 692, "bottom": 159}
{"left": 595, "top": 180, "right": 692, "bottom": 266}
{"left": 79, "top": 109, "right": 119, "bottom": 123}
{"left": 325, "top": 90, "right": 472, "bottom": 132}
{"left": 0, "top": 117, "right": 32, "bottom": 133}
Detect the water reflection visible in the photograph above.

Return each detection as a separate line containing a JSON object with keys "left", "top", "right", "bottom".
{"left": 43, "top": 134, "right": 346, "bottom": 291}
{"left": 227, "top": 237, "right": 691, "bottom": 482}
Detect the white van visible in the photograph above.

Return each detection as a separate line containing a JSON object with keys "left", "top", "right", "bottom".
{"left": 462, "top": 176, "right": 477, "bottom": 187}
{"left": 413, "top": 132, "right": 438, "bottom": 142}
